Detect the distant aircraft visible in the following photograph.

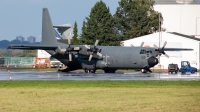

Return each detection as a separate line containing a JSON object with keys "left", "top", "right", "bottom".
{"left": 8, "top": 8, "right": 193, "bottom": 73}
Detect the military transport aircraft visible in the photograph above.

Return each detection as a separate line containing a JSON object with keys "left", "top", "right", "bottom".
{"left": 8, "top": 8, "right": 193, "bottom": 73}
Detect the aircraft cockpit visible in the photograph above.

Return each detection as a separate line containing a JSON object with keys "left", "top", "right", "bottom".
{"left": 140, "top": 49, "right": 153, "bottom": 54}
{"left": 140, "top": 49, "right": 154, "bottom": 58}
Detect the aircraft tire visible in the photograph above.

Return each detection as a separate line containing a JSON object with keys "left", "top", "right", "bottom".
{"left": 91, "top": 69, "right": 96, "bottom": 73}
{"left": 141, "top": 69, "right": 146, "bottom": 73}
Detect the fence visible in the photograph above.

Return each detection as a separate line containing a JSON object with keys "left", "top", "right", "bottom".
{"left": 0, "top": 57, "right": 35, "bottom": 67}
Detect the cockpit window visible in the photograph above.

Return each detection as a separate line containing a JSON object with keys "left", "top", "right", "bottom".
{"left": 140, "top": 49, "right": 146, "bottom": 54}
{"left": 140, "top": 49, "right": 153, "bottom": 54}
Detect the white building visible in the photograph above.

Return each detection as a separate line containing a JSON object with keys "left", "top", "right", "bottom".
{"left": 121, "top": 32, "right": 200, "bottom": 69}
{"left": 154, "top": 0, "right": 200, "bottom": 37}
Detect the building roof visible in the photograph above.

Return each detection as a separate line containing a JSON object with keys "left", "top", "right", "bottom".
{"left": 121, "top": 32, "right": 200, "bottom": 46}
{"left": 169, "top": 32, "right": 200, "bottom": 41}
{"left": 155, "top": 0, "right": 200, "bottom": 4}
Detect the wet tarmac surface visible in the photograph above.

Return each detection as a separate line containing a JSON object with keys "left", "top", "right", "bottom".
{"left": 0, "top": 70, "right": 200, "bottom": 81}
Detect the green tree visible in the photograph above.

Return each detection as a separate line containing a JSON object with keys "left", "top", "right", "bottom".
{"left": 79, "top": 20, "right": 87, "bottom": 44}
{"left": 114, "top": 0, "right": 162, "bottom": 41}
{"left": 19, "top": 50, "right": 37, "bottom": 57}
{"left": 80, "top": 0, "right": 117, "bottom": 46}
{"left": 71, "top": 21, "right": 79, "bottom": 45}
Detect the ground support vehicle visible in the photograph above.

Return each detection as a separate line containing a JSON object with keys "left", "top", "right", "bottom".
{"left": 50, "top": 56, "right": 63, "bottom": 68}
{"left": 179, "top": 61, "right": 197, "bottom": 74}
{"left": 168, "top": 63, "right": 179, "bottom": 74}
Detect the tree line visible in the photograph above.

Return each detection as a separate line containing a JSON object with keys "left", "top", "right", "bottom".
{"left": 0, "top": 40, "right": 40, "bottom": 49}
{"left": 0, "top": 40, "right": 39, "bottom": 57}
{"left": 72, "top": 0, "right": 163, "bottom": 46}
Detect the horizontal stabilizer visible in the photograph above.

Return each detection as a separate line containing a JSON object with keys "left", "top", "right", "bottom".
{"left": 53, "top": 24, "right": 73, "bottom": 39}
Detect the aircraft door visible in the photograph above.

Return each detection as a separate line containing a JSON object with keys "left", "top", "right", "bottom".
{"left": 140, "top": 49, "right": 146, "bottom": 67}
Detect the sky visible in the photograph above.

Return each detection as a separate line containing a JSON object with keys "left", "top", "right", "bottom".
{"left": 0, "top": 0, "right": 119, "bottom": 42}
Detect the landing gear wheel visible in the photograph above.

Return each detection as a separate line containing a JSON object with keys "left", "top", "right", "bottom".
{"left": 141, "top": 69, "right": 147, "bottom": 73}
{"left": 91, "top": 69, "right": 96, "bottom": 73}
{"left": 85, "top": 69, "right": 90, "bottom": 74}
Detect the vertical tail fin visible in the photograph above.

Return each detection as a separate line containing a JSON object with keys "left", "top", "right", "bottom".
{"left": 41, "top": 8, "right": 64, "bottom": 45}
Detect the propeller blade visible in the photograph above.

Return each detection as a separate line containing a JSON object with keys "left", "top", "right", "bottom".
{"left": 95, "top": 40, "right": 99, "bottom": 46}
{"left": 162, "top": 41, "right": 167, "bottom": 48}
{"left": 153, "top": 44, "right": 159, "bottom": 49}
{"left": 84, "top": 45, "right": 90, "bottom": 49}
{"left": 164, "top": 53, "right": 169, "bottom": 58}
{"left": 55, "top": 47, "right": 66, "bottom": 54}
{"left": 69, "top": 53, "right": 72, "bottom": 61}
{"left": 55, "top": 47, "right": 61, "bottom": 53}
{"left": 140, "top": 42, "right": 144, "bottom": 47}
{"left": 68, "top": 38, "right": 71, "bottom": 44}
{"left": 97, "top": 52, "right": 103, "bottom": 57}
{"left": 88, "top": 55, "right": 93, "bottom": 61}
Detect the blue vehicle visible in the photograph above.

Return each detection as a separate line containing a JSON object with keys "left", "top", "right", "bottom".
{"left": 179, "top": 61, "right": 197, "bottom": 74}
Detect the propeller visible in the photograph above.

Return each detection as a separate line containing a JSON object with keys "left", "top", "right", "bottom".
{"left": 55, "top": 47, "right": 66, "bottom": 54}
{"left": 153, "top": 41, "right": 169, "bottom": 58}
{"left": 55, "top": 38, "right": 80, "bottom": 61}
{"left": 140, "top": 42, "right": 144, "bottom": 47}
{"left": 67, "top": 38, "right": 72, "bottom": 61}
{"left": 130, "top": 42, "right": 144, "bottom": 47}
{"left": 84, "top": 40, "right": 102, "bottom": 61}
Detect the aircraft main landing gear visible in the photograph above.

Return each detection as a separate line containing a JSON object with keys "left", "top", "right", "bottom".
{"left": 84, "top": 69, "right": 96, "bottom": 74}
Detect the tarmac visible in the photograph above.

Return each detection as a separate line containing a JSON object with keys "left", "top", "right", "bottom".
{"left": 0, "top": 70, "right": 200, "bottom": 80}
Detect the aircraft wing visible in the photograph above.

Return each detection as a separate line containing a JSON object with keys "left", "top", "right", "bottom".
{"left": 164, "top": 48, "right": 193, "bottom": 51}
{"left": 8, "top": 44, "right": 59, "bottom": 50}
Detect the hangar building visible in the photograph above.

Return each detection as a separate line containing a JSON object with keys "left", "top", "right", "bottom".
{"left": 154, "top": 0, "right": 200, "bottom": 37}
{"left": 121, "top": 32, "right": 200, "bottom": 69}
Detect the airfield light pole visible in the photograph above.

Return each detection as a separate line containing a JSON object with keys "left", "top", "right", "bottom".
{"left": 159, "top": 13, "right": 160, "bottom": 49}
{"left": 196, "top": 17, "right": 200, "bottom": 36}
{"left": 158, "top": 13, "right": 161, "bottom": 68}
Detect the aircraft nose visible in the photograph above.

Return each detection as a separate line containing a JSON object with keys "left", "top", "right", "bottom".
{"left": 147, "top": 56, "right": 158, "bottom": 67}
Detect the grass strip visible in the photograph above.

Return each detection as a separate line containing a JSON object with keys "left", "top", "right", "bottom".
{"left": 0, "top": 80, "right": 200, "bottom": 88}
{"left": 0, "top": 80, "right": 200, "bottom": 112}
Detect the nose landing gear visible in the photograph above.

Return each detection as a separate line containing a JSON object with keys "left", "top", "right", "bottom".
{"left": 141, "top": 68, "right": 152, "bottom": 73}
